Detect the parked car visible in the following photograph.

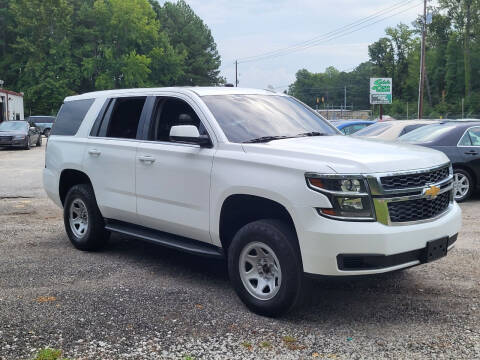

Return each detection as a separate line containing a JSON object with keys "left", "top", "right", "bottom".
{"left": 0, "top": 120, "right": 42, "bottom": 149}
{"left": 329, "top": 120, "right": 375, "bottom": 135}
{"left": 398, "top": 121, "right": 480, "bottom": 202}
{"left": 353, "top": 120, "right": 439, "bottom": 140}
{"left": 44, "top": 87, "right": 461, "bottom": 316}
{"left": 28, "top": 116, "right": 55, "bottom": 137}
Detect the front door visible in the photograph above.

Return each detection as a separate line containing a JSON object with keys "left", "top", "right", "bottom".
{"left": 135, "top": 96, "right": 214, "bottom": 243}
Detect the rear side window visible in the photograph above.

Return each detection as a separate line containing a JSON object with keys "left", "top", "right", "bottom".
{"left": 51, "top": 99, "right": 94, "bottom": 136}
{"left": 98, "top": 97, "right": 146, "bottom": 139}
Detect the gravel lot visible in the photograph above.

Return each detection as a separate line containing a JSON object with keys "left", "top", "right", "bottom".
{"left": 0, "top": 145, "right": 479, "bottom": 360}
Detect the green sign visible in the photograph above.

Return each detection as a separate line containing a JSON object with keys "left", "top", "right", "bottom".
{"left": 370, "top": 78, "right": 392, "bottom": 104}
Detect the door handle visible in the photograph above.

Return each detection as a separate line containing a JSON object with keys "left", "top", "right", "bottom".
{"left": 88, "top": 149, "right": 101, "bottom": 156}
{"left": 137, "top": 155, "right": 156, "bottom": 164}
{"left": 465, "top": 150, "right": 478, "bottom": 155}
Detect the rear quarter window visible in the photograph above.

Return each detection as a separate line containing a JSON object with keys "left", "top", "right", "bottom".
{"left": 51, "top": 99, "right": 94, "bottom": 136}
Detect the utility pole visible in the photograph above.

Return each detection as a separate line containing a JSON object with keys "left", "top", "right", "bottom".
{"left": 417, "top": 0, "right": 427, "bottom": 119}
{"left": 235, "top": 60, "right": 238, "bottom": 87}
{"left": 344, "top": 86, "right": 347, "bottom": 113}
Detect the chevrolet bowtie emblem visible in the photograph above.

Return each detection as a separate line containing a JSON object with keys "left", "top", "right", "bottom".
{"left": 424, "top": 185, "right": 441, "bottom": 200}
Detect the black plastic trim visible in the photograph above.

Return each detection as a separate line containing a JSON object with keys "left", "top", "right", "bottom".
{"left": 105, "top": 219, "right": 225, "bottom": 259}
{"left": 336, "top": 234, "right": 458, "bottom": 271}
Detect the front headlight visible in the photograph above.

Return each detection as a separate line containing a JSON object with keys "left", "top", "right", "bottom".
{"left": 306, "top": 174, "right": 375, "bottom": 221}
{"left": 13, "top": 135, "right": 26, "bottom": 140}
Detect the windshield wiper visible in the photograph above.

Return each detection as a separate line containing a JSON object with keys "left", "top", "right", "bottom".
{"left": 243, "top": 135, "right": 295, "bottom": 144}
{"left": 296, "top": 131, "right": 327, "bottom": 137}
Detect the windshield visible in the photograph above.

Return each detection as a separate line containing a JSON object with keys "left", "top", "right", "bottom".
{"left": 398, "top": 124, "right": 457, "bottom": 143}
{"left": 0, "top": 121, "right": 27, "bottom": 131}
{"left": 353, "top": 122, "right": 391, "bottom": 137}
{"left": 201, "top": 95, "right": 338, "bottom": 143}
{"left": 30, "top": 116, "right": 55, "bottom": 124}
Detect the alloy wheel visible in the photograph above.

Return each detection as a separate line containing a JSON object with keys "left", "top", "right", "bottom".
{"left": 69, "top": 199, "right": 89, "bottom": 238}
{"left": 453, "top": 172, "right": 470, "bottom": 200}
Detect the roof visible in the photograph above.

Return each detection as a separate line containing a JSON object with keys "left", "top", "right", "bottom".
{"left": 0, "top": 89, "right": 23, "bottom": 97}
{"left": 64, "top": 87, "right": 282, "bottom": 102}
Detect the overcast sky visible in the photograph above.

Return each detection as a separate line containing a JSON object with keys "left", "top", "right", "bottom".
{"left": 168, "top": 0, "right": 430, "bottom": 91}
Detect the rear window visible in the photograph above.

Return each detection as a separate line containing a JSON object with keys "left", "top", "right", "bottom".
{"left": 398, "top": 124, "right": 457, "bottom": 143}
{"left": 30, "top": 116, "right": 55, "bottom": 124}
{"left": 353, "top": 122, "right": 392, "bottom": 137}
{"left": 51, "top": 99, "right": 94, "bottom": 136}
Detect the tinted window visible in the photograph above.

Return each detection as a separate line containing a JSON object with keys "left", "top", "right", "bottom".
{"left": 343, "top": 124, "right": 369, "bottom": 135}
{"left": 353, "top": 122, "right": 392, "bottom": 137}
{"left": 51, "top": 99, "right": 94, "bottom": 136}
{"left": 202, "top": 95, "right": 337, "bottom": 143}
{"left": 30, "top": 116, "right": 55, "bottom": 124}
{"left": 104, "top": 97, "right": 146, "bottom": 139}
{"left": 398, "top": 124, "right": 457, "bottom": 143}
{"left": 149, "top": 97, "right": 207, "bottom": 142}
{"left": 401, "top": 124, "right": 427, "bottom": 136}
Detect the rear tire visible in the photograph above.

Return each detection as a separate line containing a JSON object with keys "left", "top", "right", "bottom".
{"left": 228, "top": 219, "right": 304, "bottom": 317}
{"left": 44, "top": 128, "right": 51, "bottom": 137}
{"left": 64, "top": 184, "right": 109, "bottom": 251}
{"left": 453, "top": 169, "right": 474, "bottom": 202}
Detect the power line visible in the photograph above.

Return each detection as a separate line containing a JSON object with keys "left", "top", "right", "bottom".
{"left": 237, "top": 0, "right": 422, "bottom": 64}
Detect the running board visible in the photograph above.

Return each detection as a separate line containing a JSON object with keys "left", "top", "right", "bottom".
{"left": 105, "top": 220, "right": 224, "bottom": 259}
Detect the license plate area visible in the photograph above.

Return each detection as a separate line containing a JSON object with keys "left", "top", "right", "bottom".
{"left": 426, "top": 237, "right": 448, "bottom": 262}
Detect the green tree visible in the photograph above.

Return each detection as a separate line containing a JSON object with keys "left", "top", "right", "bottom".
{"left": 9, "top": 0, "right": 79, "bottom": 114}
{"left": 156, "top": 0, "right": 222, "bottom": 85}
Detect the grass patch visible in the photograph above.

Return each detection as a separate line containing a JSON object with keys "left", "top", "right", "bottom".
{"left": 32, "top": 348, "right": 70, "bottom": 360}
{"left": 259, "top": 341, "right": 271, "bottom": 349}
{"left": 241, "top": 341, "right": 253, "bottom": 351}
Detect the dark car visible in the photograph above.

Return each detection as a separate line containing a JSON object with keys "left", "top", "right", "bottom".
{"left": 329, "top": 120, "right": 375, "bottom": 135}
{"left": 0, "top": 120, "right": 42, "bottom": 150}
{"left": 398, "top": 121, "right": 480, "bottom": 202}
{"left": 28, "top": 116, "right": 55, "bottom": 137}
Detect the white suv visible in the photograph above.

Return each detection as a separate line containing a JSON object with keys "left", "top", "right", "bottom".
{"left": 44, "top": 87, "right": 462, "bottom": 316}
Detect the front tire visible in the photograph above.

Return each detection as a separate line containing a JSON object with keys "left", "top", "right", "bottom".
{"left": 36, "top": 135, "right": 42, "bottom": 147}
{"left": 453, "top": 169, "right": 474, "bottom": 202}
{"left": 228, "top": 219, "right": 303, "bottom": 317}
{"left": 44, "top": 128, "right": 51, "bottom": 137}
{"left": 64, "top": 184, "right": 109, "bottom": 251}
{"left": 24, "top": 136, "right": 31, "bottom": 150}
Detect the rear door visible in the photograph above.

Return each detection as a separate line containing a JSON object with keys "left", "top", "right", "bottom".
{"left": 135, "top": 95, "right": 215, "bottom": 243}
{"left": 83, "top": 97, "right": 148, "bottom": 223}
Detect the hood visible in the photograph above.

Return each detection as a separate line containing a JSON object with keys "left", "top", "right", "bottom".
{"left": 242, "top": 135, "right": 450, "bottom": 174}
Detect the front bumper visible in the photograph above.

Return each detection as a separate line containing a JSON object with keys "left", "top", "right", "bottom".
{"left": 294, "top": 202, "right": 462, "bottom": 276}
{"left": 0, "top": 139, "right": 27, "bottom": 147}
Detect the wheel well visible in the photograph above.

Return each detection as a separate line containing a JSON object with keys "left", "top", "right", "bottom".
{"left": 219, "top": 194, "right": 298, "bottom": 252}
{"left": 453, "top": 165, "right": 477, "bottom": 187}
{"left": 59, "top": 169, "right": 92, "bottom": 205}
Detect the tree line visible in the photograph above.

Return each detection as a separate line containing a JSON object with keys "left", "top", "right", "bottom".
{"left": 0, "top": 0, "right": 222, "bottom": 115}
{"left": 288, "top": 0, "right": 480, "bottom": 119}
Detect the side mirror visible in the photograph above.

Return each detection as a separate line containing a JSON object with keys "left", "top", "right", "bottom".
{"left": 169, "top": 125, "right": 212, "bottom": 147}
{"left": 29, "top": 126, "right": 36, "bottom": 131}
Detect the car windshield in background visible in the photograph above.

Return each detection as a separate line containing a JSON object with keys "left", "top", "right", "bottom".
{"left": 30, "top": 117, "right": 55, "bottom": 124}
{"left": 0, "top": 121, "right": 27, "bottom": 131}
{"left": 398, "top": 124, "right": 457, "bottom": 143}
{"left": 353, "top": 122, "right": 392, "bottom": 136}
{"left": 201, "top": 95, "right": 338, "bottom": 143}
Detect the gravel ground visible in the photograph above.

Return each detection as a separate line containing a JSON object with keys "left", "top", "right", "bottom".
{"left": 0, "top": 145, "right": 479, "bottom": 360}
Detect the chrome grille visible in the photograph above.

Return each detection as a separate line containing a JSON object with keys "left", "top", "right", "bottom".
{"left": 380, "top": 166, "right": 450, "bottom": 191}
{"left": 0, "top": 136, "right": 12, "bottom": 143}
{"left": 387, "top": 191, "right": 451, "bottom": 223}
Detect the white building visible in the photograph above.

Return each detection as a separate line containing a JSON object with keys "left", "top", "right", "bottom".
{"left": 0, "top": 89, "right": 24, "bottom": 122}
